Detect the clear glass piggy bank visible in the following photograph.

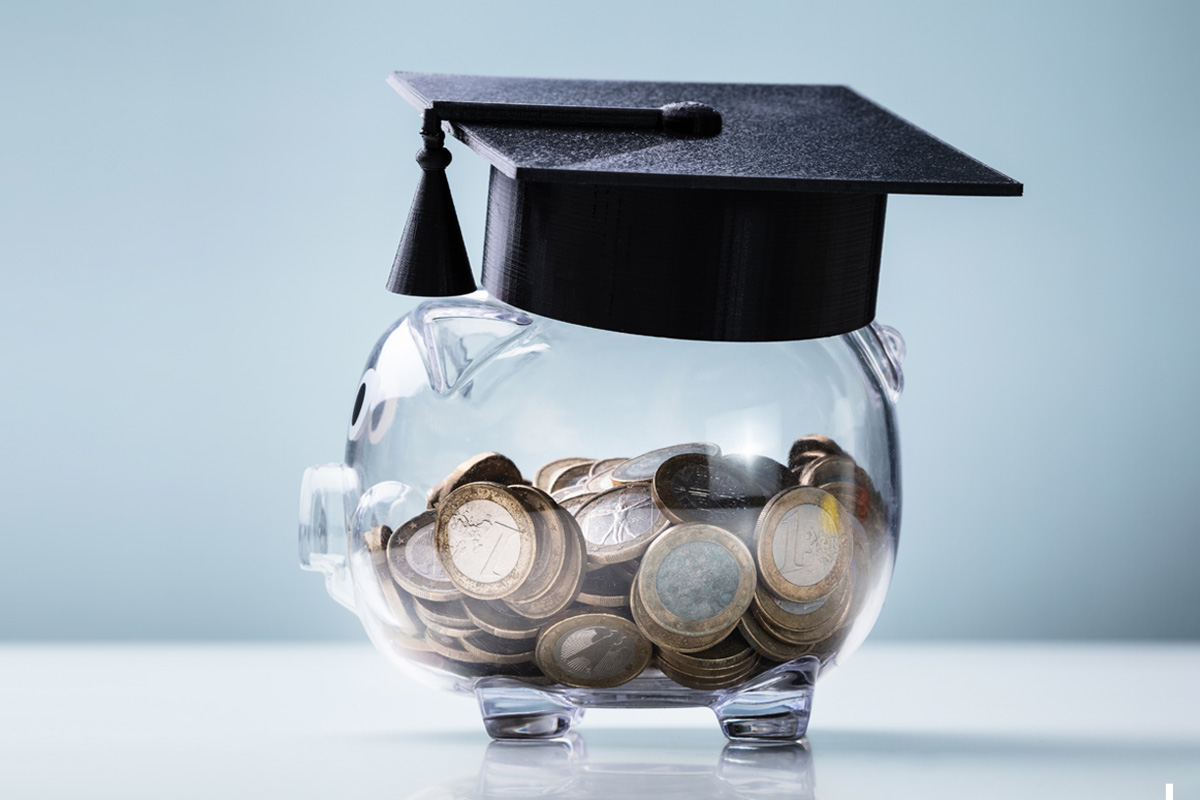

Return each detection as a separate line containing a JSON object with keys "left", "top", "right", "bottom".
{"left": 299, "top": 291, "right": 905, "bottom": 741}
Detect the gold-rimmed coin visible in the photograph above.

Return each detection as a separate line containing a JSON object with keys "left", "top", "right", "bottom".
{"left": 798, "top": 454, "right": 860, "bottom": 488}
{"left": 630, "top": 580, "right": 731, "bottom": 653}
{"left": 611, "top": 443, "right": 720, "bottom": 484}
{"left": 412, "top": 597, "right": 478, "bottom": 637}
{"left": 634, "top": 523, "right": 757, "bottom": 649}
{"left": 559, "top": 492, "right": 597, "bottom": 516}
{"left": 753, "top": 577, "right": 851, "bottom": 639}
{"left": 755, "top": 600, "right": 847, "bottom": 646}
{"left": 738, "top": 612, "right": 816, "bottom": 663}
{"left": 819, "top": 481, "right": 873, "bottom": 524}
{"left": 549, "top": 460, "right": 596, "bottom": 494}
{"left": 585, "top": 468, "right": 617, "bottom": 492}
{"left": 657, "top": 650, "right": 758, "bottom": 680}
{"left": 462, "top": 597, "right": 546, "bottom": 639}
{"left": 657, "top": 655, "right": 761, "bottom": 690}
{"left": 575, "top": 483, "right": 669, "bottom": 565}
{"left": 534, "top": 457, "right": 593, "bottom": 493}
{"left": 724, "top": 453, "right": 794, "bottom": 497}
{"left": 429, "top": 452, "right": 525, "bottom": 507}
{"left": 503, "top": 509, "right": 586, "bottom": 619}
{"left": 577, "top": 563, "right": 634, "bottom": 607}
{"left": 504, "top": 485, "right": 569, "bottom": 604}
{"left": 787, "top": 435, "right": 846, "bottom": 472}
{"left": 386, "top": 511, "right": 463, "bottom": 602}
{"left": 651, "top": 453, "right": 769, "bottom": 536}
{"left": 460, "top": 631, "right": 538, "bottom": 665}
{"left": 424, "top": 630, "right": 495, "bottom": 664}
{"left": 655, "top": 630, "right": 755, "bottom": 674}
{"left": 535, "top": 609, "right": 653, "bottom": 688}
{"left": 434, "top": 483, "right": 538, "bottom": 600}
{"left": 584, "top": 458, "right": 627, "bottom": 492}
{"left": 551, "top": 483, "right": 594, "bottom": 503}
{"left": 589, "top": 458, "right": 628, "bottom": 479}
{"left": 365, "top": 525, "right": 426, "bottom": 639}
{"left": 755, "top": 487, "right": 852, "bottom": 603}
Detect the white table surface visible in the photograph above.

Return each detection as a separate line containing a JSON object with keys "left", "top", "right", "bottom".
{"left": 2, "top": 642, "right": 1196, "bottom": 798}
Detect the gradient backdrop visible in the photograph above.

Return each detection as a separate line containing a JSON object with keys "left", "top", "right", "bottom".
{"left": 2, "top": 0, "right": 1197, "bottom": 639}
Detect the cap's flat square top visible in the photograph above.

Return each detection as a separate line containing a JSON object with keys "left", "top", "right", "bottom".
{"left": 389, "top": 72, "right": 1021, "bottom": 196}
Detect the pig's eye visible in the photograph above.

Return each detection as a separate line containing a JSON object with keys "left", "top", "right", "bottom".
{"left": 348, "top": 369, "right": 378, "bottom": 441}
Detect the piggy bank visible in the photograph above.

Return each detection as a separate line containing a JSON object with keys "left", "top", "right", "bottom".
{"left": 299, "top": 71, "right": 1018, "bottom": 741}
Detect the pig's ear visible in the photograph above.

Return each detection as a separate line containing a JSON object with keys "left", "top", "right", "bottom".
{"left": 409, "top": 297, "right": 536, "bottom": 397}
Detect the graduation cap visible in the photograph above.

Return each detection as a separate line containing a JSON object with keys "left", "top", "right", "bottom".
{"left": 386, "top": 72, "right": 1021, "bottom": 342}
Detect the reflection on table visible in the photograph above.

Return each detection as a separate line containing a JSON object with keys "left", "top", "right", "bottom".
{"left": 405, "top": 733, "right": 814, "bottom": 800}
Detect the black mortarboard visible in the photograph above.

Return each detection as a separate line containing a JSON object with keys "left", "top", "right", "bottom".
{"left": 386, "top": 72, "right": 1021, "bottom": 342}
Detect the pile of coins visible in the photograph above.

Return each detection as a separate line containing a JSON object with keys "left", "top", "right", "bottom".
{"left": 365, "top": 436, "right": 886, "bottom": 692}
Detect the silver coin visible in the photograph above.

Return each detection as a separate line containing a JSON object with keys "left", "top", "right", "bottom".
{"left": 755, "top": 487, "right": 851, "bottom": 603}
{"left": 404, "top": 523, "right": 446, "bottom": 582}
{"left": 534, "top": 457, "right": 593, "bottom": 493}
{"left": 435, "top": 483, "right": 537, "bottom": 600}
{"left": 549, "top": 461, "right": 596, "bottom": 494}
{"left": 610, "top": 442, "right": 720, "bottom": 484}
{"left": 575, "top": 483, "right": 667, "bottom": 564}
{"left": 387, "top": 511, "right": 463, "bottom": 602}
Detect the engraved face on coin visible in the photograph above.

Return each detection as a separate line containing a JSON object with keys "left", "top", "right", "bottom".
{"left": 434, "top": 483, "right": 537, "bottom": 600}
{"left": 575, "top": 483, "right": 668, "bottom": 564}
{"left": 449, "top": 500, "right": 523, "bottom": 580}
{"left": 755, "top": 487, "right": 851, "bottom": 603}
{"left": 611, "top": 443, "right": 720, "bottom": 484}
{"left": 535, "top": 611, "right": 652, "bottom": 688}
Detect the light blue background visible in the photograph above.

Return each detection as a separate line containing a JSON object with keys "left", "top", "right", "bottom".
{"left": 1, "top": 0, "right": 1197, "bottom": 640}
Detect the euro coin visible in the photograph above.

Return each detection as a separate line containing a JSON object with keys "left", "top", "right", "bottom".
{"left": 503, "top": 508, "right": 586, "bottom": 619}
{"left": 365, "top": 525, "right": 425, "bottom": 639}
{"left": 755, "top": 487, "right": 852, "bottom": 603}
{"left": 548, "top": 460, "right": 596, "bottom": 494}
{"left": 434, "top": 482, "right": 538, "bottom": 600}
{"left": 577, "top": 563, "right": 634, "bottom": 607}
{"left": 460, "top": 631, "right": 538, "bottom": 665}
{"left": 611, "top": 442, "right": 720, "bottom": 484}
{"left": 753, "top": 578, "right": 851, "bottom": 638}
{"left": 723, "top": 453, "right": 794, "bottom": 497}
{"left": 655, "top": 630, "right": 755, "bottom": 674}
{"left": 798, "top": 454, "right": 859, "bottom": 488}
{"left": 504, "top": 485, "right": 569, "bottom": 604}
{"left": 535, "top": 609, "right": 652, "bottom": 688}
{"left": 657, "top": 655, "right": 761, "bottom": 690}
{"left": 651, "top": 453, "right": 769, "bottom": 535}
{"left": 412, "top": 597, "right": 478, "bottom": 637}
{"left": 786, "top": 435, "right": 846, "bottom": 472}
{"left": 462, "top": 597, "right": 545, "bottom": 639}
{"left": 429, "top": 452, "right": 525, "bottom": 507}
{"left": 387, "top": 510, "right": 464, "bottom": 602}
{"left": 575, "top": 483, "right": 669, "bottom": 565}
{"left": 534, "top": 457, "right": 593, "bottom": 493}
{"left": 634, "top": 523, "right": 757, "bottom": 650}
{"left": 738, "top": 612, "right": 817, "bottom": 663}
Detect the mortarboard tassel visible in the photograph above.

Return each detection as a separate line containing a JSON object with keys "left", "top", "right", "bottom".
{"left": 387, "top": 111, "right": 477, "bottom": 296}
{"left": 386, "top": 99, "right": 722, "bottom": 297}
